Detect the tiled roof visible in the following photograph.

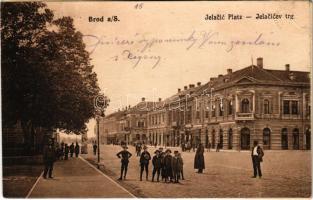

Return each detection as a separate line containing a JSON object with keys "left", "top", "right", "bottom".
{"left": 265, "top": 69, "right": 310, "bottom": 83}
{"left": 104, "top": 62, "right": 310, "bottom": 119}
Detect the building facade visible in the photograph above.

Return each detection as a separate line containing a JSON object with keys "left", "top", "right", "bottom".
{"left": 98, "top": 58, "right": 311, "bottom": 150}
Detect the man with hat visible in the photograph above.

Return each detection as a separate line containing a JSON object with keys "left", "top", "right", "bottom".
{"left": 172, "top": 150, "right": 183, "bottom": 183}
{"left": 163, "top": 149, "right": 173, "bottom": 183}
{"left": 158, "top": 147, "right": 166, "bottom": 181}
{"left": 116, "top": 145, "right": 132, "bottom": 180}
{"left": 139, "top": 145, "right": 151, "bottom": 181}
{"left": 152, "top": 150, "right": 162, "bottom": 182}
{"left": 251, "top": 140, "right": 264, "bottom": 178}
{"left": 42, "top": 139, "right": 56, "bottom": 179}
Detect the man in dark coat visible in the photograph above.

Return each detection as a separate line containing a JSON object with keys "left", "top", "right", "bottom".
{"left": 251, "top": 140, "right": 264, "bottom": 178}
{"left": 178, "top": 152, "right": 184, "bottom": 180}
{"left": 194, "top": 143, "right": 205, "bottom": 173}
{"left": 158, "top": 147, "right": 166, "bottom": 181}
{"left": 64, "top": 143, "right": 69, "bottom": 160}
{"left": 172, "top": 150, "right": 183, "bottom": 183}
{"left": 69, "top": 143, "right": 75, "bottom": 157}
{"left": 117, "top": 145, "right": 132, "bottom": 180}
{"left": 93, "top": 143, "right": 97, "bottom": 155}
{"left": 139, "top": 146, "right": 151, "bottom": 181}
{"left": 163, "top": 149, "right": 173, "bottom": 183}
{"left": 152, "top": 150, "right": 162, "bottom": 182}
{"left": 75, "top": 142, "right": 80, "bottom": 157}
{"left": 43, "top": 139, "right": 56, "bottom": 179}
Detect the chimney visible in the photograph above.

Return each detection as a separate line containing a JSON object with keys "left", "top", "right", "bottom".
{"left": 197, "top": 82, "right": 201, "bottom": 86}
{"left": 141, "top": 97, "right": 145, "bottom": 102}
{"left": 158, "top": 98, "right": 162, "bottom": 102}
{"left": 257, "top": 57, "right": 263, "bottom": 68}
{"left": 184, "top": 86, "right": 188, "bottom": 90}
{"left": 178, "top": 88, "right": 181, "bottom": 93}
{"left": 285, "top": 64, "right": 290, "bottom": 72}
{"left": 227, "top": 68, "right": 232, "bottom": 74}
{"left": 218, "top": 74, "right": 223, "bottom": 78}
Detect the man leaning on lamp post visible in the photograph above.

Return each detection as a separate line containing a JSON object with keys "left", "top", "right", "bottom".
{"left": 251, "top": 140, "right": 264, "bottom": 178}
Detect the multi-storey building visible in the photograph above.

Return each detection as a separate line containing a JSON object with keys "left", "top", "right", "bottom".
{"left": 99, "top": 57, "right": 311, "bottom": 150}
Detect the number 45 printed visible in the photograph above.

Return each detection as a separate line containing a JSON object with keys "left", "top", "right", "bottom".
{"left": 134, "top": 3, "right": 144, "bottom": 9}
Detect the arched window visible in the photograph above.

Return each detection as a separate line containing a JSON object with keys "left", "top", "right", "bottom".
{"left": 205, "top": 129, "right": 209, "bottom": 148}
{"left": 281, "top": 128, "right": 288, "bottom": 150}
{"left": 306, "top": 128, "right": 311, "bottom": 150}
{"left": 228, "top": 129, "right": 233, "bottom": 149}
{"left": 263, "top": 99, "right": 270, "bottom": 114}
{"left": 219, "top": 99, "right": 224, "bottom": 116}
{"left": 211, "top": 103, "right": 216, "bottom": 117}
{"left": 211, "top": 129, "right": 216, "bottom": 148}
{"left": 219, "top": 129, "right": 223, "bottom": 149}
{"left": 240, "top": 128, "right": 250, "bottom": 150}
{"left": 263, "top": 128, "right": 271, "bottom": 149}
{"left": 241, "top": 98, "right": 250, "bottom": 113}
{"left": 228, "top": 100, "right": 233, "bottom": 115}
{"left": 292, "top": 128, "right": 299, "bottom": 150}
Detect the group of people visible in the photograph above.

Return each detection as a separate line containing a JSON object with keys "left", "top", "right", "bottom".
{"left": 116, "top": 140, "right": 265, "bottom": 182}
{"left": 43, "top": 141, "right": 80, "bottom": 179}
{"left": 56, "top": 142, "right": 80, "bottom": 160}
{"left": 117, "top": 145, "right": 185, "bottom": 183}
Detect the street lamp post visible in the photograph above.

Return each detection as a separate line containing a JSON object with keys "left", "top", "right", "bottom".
{"left": 96, "top": 116, "right": 101, "bottom": 167}
{"left": 94, "top": 94, "right": 110, "bottom": 169}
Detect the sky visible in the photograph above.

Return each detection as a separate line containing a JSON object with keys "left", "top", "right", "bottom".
{"left": 47, "top": 1, "right": 312, "bottom": 138}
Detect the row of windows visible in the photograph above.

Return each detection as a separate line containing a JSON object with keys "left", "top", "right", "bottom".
{"left": 170, "top": 98, "right": 305, "bottom": 123}
{"left": 148, "top": 114, "right": 165, "bottom": 126}
{"left": 204, "top": 127, "right": 306, "bottom": 150}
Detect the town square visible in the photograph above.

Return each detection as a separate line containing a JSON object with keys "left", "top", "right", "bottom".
{"left": 1, "top": 1, "right": 312, "bottom": 198}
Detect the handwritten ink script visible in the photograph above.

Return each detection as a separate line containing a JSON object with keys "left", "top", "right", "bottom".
{"left": 83, "top": 31, "right": 280, "bottom": 69}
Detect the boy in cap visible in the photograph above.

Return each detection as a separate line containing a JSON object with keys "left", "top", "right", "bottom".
{"left": 178, "top": 152, "right": 185, "bottom": 180}
{"left": 158, "top": 147, "right": 165, "bottom": 179}
{"left": 152, "top": 150, "right": 162, "bottom": 182}
{"left": 140, "top": 145, "right": 151, "bottom": 181}
{"left": 163, "top": 149, "right": 173, "bottom": 183}
{"left": 116, "top": 145, "right": 132, "bottom": 180}
{"left": 172, "top": 150, "right": 183, "bottom": 183}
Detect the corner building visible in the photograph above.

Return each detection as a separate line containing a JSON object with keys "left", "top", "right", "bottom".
{"left": 100, "top": 57, "right": 311, "bottom": 150}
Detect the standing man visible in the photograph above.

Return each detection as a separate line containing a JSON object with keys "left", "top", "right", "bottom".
{"left": 163, "top": 149, "right": 173, "bottom": 183}
{"left": 116, "top": 145, "right": 132, "bottom": 180}
{"left": 152, "top": 150, "right": 162, "bottom": 182}
{"left": 178, "top": 152, "right": 184, "bottom": 180}
{"left": 69, "top": 143, "right": 75, "bottom": 158}
{"left": 171, "top": 150, "right": 183, "bottom": 183}
{"left": 158, "top": 147, "right": 166, "bottom": 181}
{"left": 251, "top": 141, "right": 264, "bottom": 178}
{"left": 194, "top": 143, "right": 205, "bottom": 173}
{"left": 43, "top": 139, "right": 56, "bottom": 179}
{"left": 75, "top": 142, "right": 80, "bottom": 157}
{"left": 139, "top": 146, "right": 151, "bottom": 181}
{"left": 93, "top": 143, "right": 97, "bottom": 155}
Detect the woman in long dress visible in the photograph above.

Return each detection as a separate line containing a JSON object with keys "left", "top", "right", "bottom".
{"left": 194, "top": 143, "right": 205, "bottom": 173}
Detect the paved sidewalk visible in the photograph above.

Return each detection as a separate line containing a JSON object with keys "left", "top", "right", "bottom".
{"left": 28, "top": 157, "right": 135, "bottom": 198}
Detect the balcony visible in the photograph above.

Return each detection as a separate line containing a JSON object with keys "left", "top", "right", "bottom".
{"left": 235, "top": 112, "right": 254, "bottom": 120}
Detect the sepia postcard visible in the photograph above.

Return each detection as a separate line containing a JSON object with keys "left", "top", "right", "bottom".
{"left": 1, "top": 1, "right": 312, "bottom": 198}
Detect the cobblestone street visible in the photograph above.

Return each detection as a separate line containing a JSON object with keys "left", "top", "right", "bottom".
{"left": 82, "top": 145, "right": 311, "bottom": 198}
